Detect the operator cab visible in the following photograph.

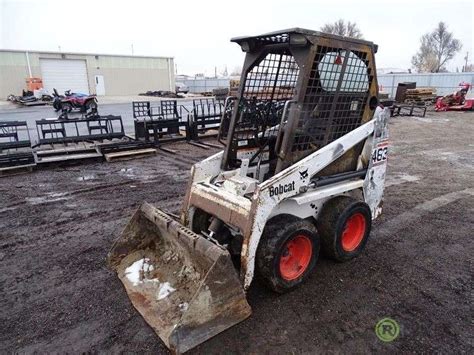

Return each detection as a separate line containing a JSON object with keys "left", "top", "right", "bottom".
{"left": 221, "top": 28, "right": 379, "bottom": 181}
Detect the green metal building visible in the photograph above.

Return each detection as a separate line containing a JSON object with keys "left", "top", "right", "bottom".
{"left": 0, "top": 49, "right": 174, "bottom": 98}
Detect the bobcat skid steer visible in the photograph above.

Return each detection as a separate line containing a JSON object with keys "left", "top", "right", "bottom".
{"left": 108, "top": 28, "right": 389, "bottom": 353}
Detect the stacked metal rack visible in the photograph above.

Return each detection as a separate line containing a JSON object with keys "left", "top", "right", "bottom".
{"left": 132, "top": 99, "right": 227, "bottom": 149}
{"left": 34, "top": 115, "right": 157, "bottom": 163}
{"left": 0, "top": 115, "right": 157, "bottom": 176}
{"left": 1, "top": 96, "right": 236, "bottom": 176}
{"left": 0, "top": 121, "right": 36, "bottom": 175}
{"left": 133, "top": 100, "right": 189, "bottom": 143}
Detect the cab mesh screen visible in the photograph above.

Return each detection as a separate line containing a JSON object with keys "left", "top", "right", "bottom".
{"left": 231, "top": 52, "right": 299, "bottom": 148}
{"left": 291, "top": 46, "right": 372, "bottom": 152}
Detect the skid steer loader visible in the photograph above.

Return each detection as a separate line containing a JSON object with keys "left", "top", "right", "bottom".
{"left": 108, "top": 28, "right": 389, "bottom": 353}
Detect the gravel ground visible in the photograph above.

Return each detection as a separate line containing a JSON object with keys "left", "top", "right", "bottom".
{"left": 0, "top": 109, "right": 472, "bottom": 353}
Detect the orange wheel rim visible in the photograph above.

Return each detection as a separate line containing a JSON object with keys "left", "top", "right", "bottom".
{"left": 341, "top": 213, "right": 366, "bottom": 252}
{"left": 279, "top": 234, "right": 312, "bottom": 281}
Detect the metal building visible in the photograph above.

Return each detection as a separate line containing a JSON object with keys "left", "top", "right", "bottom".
{"left": 0, "top": 49, "right": 175, "bottom": 98}
{"left": 378, "top": 72, "right": 474, "bottom": 97}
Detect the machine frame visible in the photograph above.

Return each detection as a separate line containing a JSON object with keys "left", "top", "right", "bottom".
{"left": 181, "top": 28, "right": 387, "bottom": 289}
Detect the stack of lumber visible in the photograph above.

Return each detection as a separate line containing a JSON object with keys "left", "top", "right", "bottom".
{"left": 229, "top": 79, "right": 240, "bottom": 96}
{"left": 404, "top": 87, "right": 437, "bottom": 105}
{"left": 242, "top": 86, "right": 295, "bottom": 100}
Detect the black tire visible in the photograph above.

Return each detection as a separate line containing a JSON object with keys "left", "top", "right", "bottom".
{"left": 317, "top": 196, "right": 372, "bottom": 262}
{"left": 53, "top": 100, "right": 61, "bottom": 111}
{"left": 61, "top": 102, "right": 73, "bottom": 113}
{"left": 86, "top": 100, "right": 98, "bottom": 111}
{"left": 256, "top": 215, "right": 319, "bottom": 293}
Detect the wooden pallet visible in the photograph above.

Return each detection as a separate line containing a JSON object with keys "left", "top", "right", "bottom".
{"left": 405, "top": 94, "right": 437, "bottom": 99}
{"left": 0, "top": 163, "right": 35, "bottom": 177}
{"left": 406, "top": 87, "right": 436, "bottom": 95}
{"left": 104, "top": 148, "right": 157, "bottom": 162}
{"left": 34, "top": 147, "right": 103, "bottom": 164}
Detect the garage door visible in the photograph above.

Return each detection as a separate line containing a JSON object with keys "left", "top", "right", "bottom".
{"left": 40, "top": 59, "right": 90, "bottom": 94}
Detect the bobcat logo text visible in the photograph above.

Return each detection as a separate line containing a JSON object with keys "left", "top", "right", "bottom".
{"left": 269, "top": 181, "right": 295, "bottom": 197}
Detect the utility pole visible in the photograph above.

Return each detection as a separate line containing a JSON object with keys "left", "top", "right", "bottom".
{"left": 131, "top": 44, "right": 134, "bottom": 56}
{"left": 463, "top": 52, "right": 468, "bottom": 72}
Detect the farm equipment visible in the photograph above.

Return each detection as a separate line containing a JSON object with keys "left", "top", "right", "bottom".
{"left": 7, "top": 89, "right": 52, "bottom": 107}
{"left": 7, "top": 78, "right": 52, "bottom": 107}
{"left": 108, "top": 28, "right": 389, "bottom": 353}
{"left": 435, "top": 82, "right": 474, "bottom": 111}
{"left": 52, "top": 88, "right": 98, "bottom": 117}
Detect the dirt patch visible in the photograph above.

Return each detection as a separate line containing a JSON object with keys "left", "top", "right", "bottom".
{"left": 0, "top": 111, "right": 473, "bottom": 353}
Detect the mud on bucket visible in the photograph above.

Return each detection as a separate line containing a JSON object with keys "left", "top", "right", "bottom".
{"left": 107, "top": 202, "right": 251, "bottom": 353}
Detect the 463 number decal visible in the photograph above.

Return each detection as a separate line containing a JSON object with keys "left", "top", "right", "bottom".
{"left": 372, "top": 141, "right": 388, "bottom": 165}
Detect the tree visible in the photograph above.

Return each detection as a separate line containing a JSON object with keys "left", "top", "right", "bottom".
{"left": 320, "top": 19, "right": 363, "bottom": 39}
{"left": 411, "top": 22, "right": 462, "bottom": 73}
{"left": 464, "top": 64, "right": 474, "bottom": 72}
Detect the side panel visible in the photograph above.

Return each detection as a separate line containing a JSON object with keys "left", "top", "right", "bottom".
{"left": 363, "top": 107, "right": 390, "bottom": 218}
{"left": 180, "top": 151, "right": 224, "bottom": 226}
{"left": 241, "top": 115, "right": 378, "bottom": 289}
{"left": 270, "top": 179, "right": 365, "bottom": 219}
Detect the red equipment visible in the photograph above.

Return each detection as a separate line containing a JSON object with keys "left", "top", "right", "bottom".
{"left": 435, "top": 82, "right": 474, "bottom": 111}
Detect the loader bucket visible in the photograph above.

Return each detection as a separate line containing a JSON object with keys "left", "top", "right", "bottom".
{"left": 107, "top": 202, "right": 251, "bottom": 353}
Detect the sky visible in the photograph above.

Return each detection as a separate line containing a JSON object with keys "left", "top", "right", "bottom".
{"left": 1, "top": 0, "right": 473, "bottom": 76}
